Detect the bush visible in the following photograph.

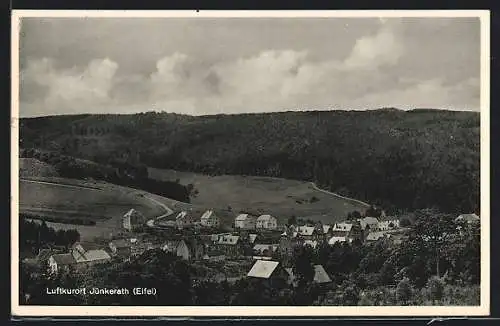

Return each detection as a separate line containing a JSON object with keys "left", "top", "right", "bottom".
{"left": 396, "top": 277, "right": 413, "bottom": 305}
{"left": 426, "top": 276, "right": 445, "bottom": 303}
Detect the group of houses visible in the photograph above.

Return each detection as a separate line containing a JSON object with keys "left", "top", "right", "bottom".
{"left": 235, "top": 214, "right": 278, "bottom": 230}
{"left": 123, "top": 208, "right": 221, "bottom": 232}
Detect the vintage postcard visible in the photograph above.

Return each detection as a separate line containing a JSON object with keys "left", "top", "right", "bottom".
{"left": 11, "top": 10, "right": 490, "bottom": 317}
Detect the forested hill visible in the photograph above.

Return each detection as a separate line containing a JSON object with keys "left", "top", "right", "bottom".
{"left": 20, "top": 109, "right": 480, "bottom": 214}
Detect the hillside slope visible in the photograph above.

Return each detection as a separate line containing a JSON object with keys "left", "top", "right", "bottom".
{"left": 19, "top": 109, "right": 480, "bottom": 214}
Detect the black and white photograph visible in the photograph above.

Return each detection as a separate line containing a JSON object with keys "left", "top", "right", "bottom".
{"left": 11, "top": 10, "right": 490, "bottom": 317}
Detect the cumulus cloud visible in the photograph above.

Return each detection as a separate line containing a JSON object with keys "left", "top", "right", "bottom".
{"left": 20, "top": 57, "right": 118, "bottom": 116}
{"left": 19, "top": 18, "right": 480, "bottom": 117}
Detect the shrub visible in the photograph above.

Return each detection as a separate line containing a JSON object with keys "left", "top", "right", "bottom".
{"left": 426, "top": 276, "right": 445, "bottom": 303}
{"left": 396, "top": 277, "right": 413, "bottom": 305}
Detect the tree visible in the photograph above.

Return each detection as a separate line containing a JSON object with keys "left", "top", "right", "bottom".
{"left": 426, "top": 276, "right": 445, "bottom": 304}
{"left": 292, "top": 246, "right": 315, "bottom": 288}
{"left": 396, "top": 277, "right": 413, "bottom": 305}
{"left": 412, "top": 210, "right": 456, "bottom": 278}
{"left": 287, "top": 216, "right": 297, "bottom": 226}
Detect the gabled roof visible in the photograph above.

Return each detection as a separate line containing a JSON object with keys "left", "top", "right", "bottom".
{"left": 217, "top": 235, "right": 240, "bottom": 245}
{"left": 84, "top": 249, "right": 111, "bottom": 261}
{"left": 249, "top": 234, "right": 258, "bottom": 244}
{"left": 328, "top": 236, "right": 349, "bottom": 245}
{"left": 298, "top": 226, "right": 316, "bottom": 236}
{"left": 247, "top": 260, "right": 280, "bottom": 278}
{"left": 201, "top": 210, "right": 216, "bottom": 220}
{"left": 304, "top": 240, "right": 318, "bottom": 248}
{"left": 285, "top": 265, "right": 331, "bottom": 284}
{"left": 332, "top": 223, "right": 353, "bottom": 232}
{"left": 51, "top": 253, "right": 77, "bottom": 265}
{"left": 313, "top": 265, "right": 332, "bottom": 283}
{"left": 257, "top": 214, "right": 275, "bottom": 221}
{"left": 176, "top": 211, "right": 189, "bottom": 220}
{"left": 359, "top": 217, "right": 379, "bottom": 229}
{"left": 323, "top": 225, "right": 331, "bottom": 234}
{"left": 253, "top": 244, "right": 273, "bottom": 252}
{"left": 236, "top": 214, "right": 255, "bottom": 221}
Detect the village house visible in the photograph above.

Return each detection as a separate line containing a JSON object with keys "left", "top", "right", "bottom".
{"left": 378, "top": 218, "right": 400, "bottom": 231}
{"left": 328, "top": 235, "right": 352, "bottom": 246}
{"left": 296, "top": 225, "right": 319, "bottom": 240}
{"left": 285, "top": 264, "right": 332, "bottom": 287}
{"left": 214, "top": 234, "right": 242, "bottom": 257}
{"left": 235, "top": 214, "right": 257, "bottom": 230}
{"left": 246, "top": 260, "right": 290, "bottom": 287}
{"left": 123, "top": 208, "right": 146, "bottom": 232}
{"left": 365, "top": 231, "right": 391, "bottom": 242}
{"left": 358, "top": 217, "right": 380, "bottom": 232}
{"left": 303, "top": 240, "right": 319, "bottom": 249}
{"left": 175, "top": 211, "right": 195, "bottom": 229}
{"left": 455, "top": 213, "right": 480, "bottom": 224}
{"left": 48, "top": 253, "right": 77, "bottom": 274}
{"left": 256, "top": 214, "right": 278, "bottom": 230}
{"left": 162, "top": 239, "right": 205, "bottom": 261}
{"left": 109, "top": 239, "right": 132, "bottom": 257}
{"left": 71, "top": 242, "right": 112, "bottom": 268}
{"left": 253, "top": 244, "right": 278, "bottom": 257}
{"left": 200, "top": 210, "right": 220, "bottom": 228}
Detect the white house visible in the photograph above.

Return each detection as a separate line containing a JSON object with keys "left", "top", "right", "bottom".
{"left": 235, "top": 214, "right": 257, "bottom": 230}
{"left": 256, "top": 214, "right": 278, "bottom": 230}
{"left": 358, "top": 217, "right": 380, "bottom": 231}
{"left": 123, "top": 208, "right": 145, "bottom": 231}
{"left": 200, "top": 210, "right": 220, "bottom": 228}
{"left": 175, "top": 211, "right": 195, "bottom": 229}
{"left": 378, "top": 218, "right": 400, "bottom": 231}
{"left": 48, "top": 253, "right": 77, "bottom": 274}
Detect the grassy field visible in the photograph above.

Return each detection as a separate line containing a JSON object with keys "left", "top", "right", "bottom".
{"left": 18, "top": 176, "right": 189, "bottom": 240}
{"left": 148, "top": 167, "right": 370, "bottom": 225}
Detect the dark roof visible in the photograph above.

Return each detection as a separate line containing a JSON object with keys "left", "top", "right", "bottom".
{"left": 51, "top": 253, "right": 77, "bottom": 265}
{"left": 110, "top": 239, "right": 132, "bottom": 248}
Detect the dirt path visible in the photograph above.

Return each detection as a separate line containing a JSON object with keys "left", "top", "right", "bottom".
{"left": 309, "top": 182, "right": 370, "bottom": 207}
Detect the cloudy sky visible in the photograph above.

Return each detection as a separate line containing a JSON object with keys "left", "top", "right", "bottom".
{"left": 18, "top": 16, "right": 481, "bottom": 117}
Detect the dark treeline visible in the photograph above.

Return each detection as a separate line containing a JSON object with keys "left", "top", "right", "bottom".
{"left": 20, "top": 109, "right": 479, "bottom": 214}
{"left": 20, "top": 148, "right": 192, "bottom": 203}
{"left": 19, "top": 217, "right": 80, "bottom": 255}
{"left": 20, "top": 209, "right": 479, "bottom": 306}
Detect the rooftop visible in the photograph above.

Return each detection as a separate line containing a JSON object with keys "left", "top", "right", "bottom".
{"left": 247, "top": 260, "right": 280, "bottom": 279}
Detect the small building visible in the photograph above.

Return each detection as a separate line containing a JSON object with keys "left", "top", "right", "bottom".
{"left": 70, "top": 242, "right": 112, "bottom": 266}
{"left": 332, "top": 222, "right": 353, "bottom": 233}
{"left": 253, "top": 244, "right": 276, "bottom": 257}
{"left": 235, "top": 214, "right": 257, "bottom": 230}
{"left": 215, "top": 234, "right": 242, "bottom": 257}
{"left": 358, "top": 217, "right": 380, "bottom": 232}
{"left": 248, "top": 234, "right": 258, "bottom": 244}
{"left": 175, "top": 211, "right": 195, "bottom": 229}
{"left": 109, "top": 239, "right": 132, "bottom": 256}
{"left": 123, "top": 208, "right": 145, "bottom": 232}
{"left": 162, "top": 239, "right": 204, "bottom": 261}
{"left": 247, "top": 260, "right": 289, "bottom": 287}
{"left": 48, "top": 253, "right": 77, "bottom": 274}
{"left": 256, "top": 215, "right": 278, "bottom": 230}
{"left": 378, "top": 218, "right": 400, "bottom": 231}
{"left": 303, "top": 240, "right": 319, "bottom": 249}
{"left": 297, "top": 226, "right": 318, "bottom": 240}
{"left": 285, "top": 264, "right": 332, "bottom": 287}
{"left": 455, "top": 213, "right": 480, "bottom": 224}
{"left": 328, "top": 236, "right": 351, "bottom": 246}
{"left": 200, "top": 210, "right": 220, "bottom": 228}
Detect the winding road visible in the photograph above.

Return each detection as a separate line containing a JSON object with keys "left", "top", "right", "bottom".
{"left": 309, "top": 182, "right": 370, "bottom": 208}
{"left": 20, "top": 178, "right": 175, "bottom": 227}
